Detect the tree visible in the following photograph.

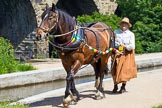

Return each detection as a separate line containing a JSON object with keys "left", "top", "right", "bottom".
{"left": 116, "top": 0, "right": 162, "bottom": 53}
{"left": 77, "top": 11, "right": 121, "bottom": 30}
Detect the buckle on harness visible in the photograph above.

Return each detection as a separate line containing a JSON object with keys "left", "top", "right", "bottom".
{"left": 118, "top": 45, "right": 124, "bottom": 51}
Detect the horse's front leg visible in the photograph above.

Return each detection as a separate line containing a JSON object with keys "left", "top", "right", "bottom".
{"left": 63, "top": 60, "right": 81, "bottom": 107}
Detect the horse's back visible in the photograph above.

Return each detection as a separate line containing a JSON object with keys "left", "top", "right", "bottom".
{"left": 82, "top": 22, "right": 108, "bottom": 28}
{"left": 84, "top": 22, "right": 111, "bottom": 49}
{"left": 91, "top": 22, "right": 109, "bottom": 29}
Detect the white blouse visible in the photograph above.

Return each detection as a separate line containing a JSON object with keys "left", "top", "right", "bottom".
{"left": 114, "top": 29, "right": 135, "bottom": 51}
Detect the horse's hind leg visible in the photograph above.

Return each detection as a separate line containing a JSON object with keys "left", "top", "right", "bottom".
{"left": 92, "top": 57, "right": 103, "bottom": 88}
{"left": 93, "top": 59, "right": 105, "bottom": 99}
{"left": 95, "top": 71, "right": 105, "bottom": 99}
{"left": 92, "top": 61, "right": 99, "bottom": 89}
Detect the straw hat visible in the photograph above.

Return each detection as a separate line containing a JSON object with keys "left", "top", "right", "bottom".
{"left": 119, "top": 17, "right": 132, "bottom": 27}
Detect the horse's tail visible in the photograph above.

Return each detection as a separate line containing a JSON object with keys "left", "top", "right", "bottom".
{"left": 95, "top": 58, "right": 109, "bottom": 76}
{"left": 104, "top": 65, "right": 109, "bottom": 75}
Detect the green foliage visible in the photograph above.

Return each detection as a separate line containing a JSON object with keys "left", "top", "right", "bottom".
{"left": 0, "top": 101, "right": 28, "bottom": 108}
{"left": 0, "top": 37, "right": 36, "bottom": 74}
{"left": 77, "top": 11, "right": 121, "bottom": 30}
{"left": 15, "top": 64, "right": 36, "bottom": 72}
{"left": 0, "top": 37, "right": 17, "bottom": 74}
{"left": 51, "top": 49, "right": 59, "bottom": 58}
{"left": 153, "top": 105, "right": 162, "bottom": 108}
{"left": 117, "top": 0, "right": 162, "bottom": 53}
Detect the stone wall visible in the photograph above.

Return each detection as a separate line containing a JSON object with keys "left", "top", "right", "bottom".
{"left": 31, "top": 0, "right": 117, "bottom": 25}
{"left": 0, "top": 0, "right": 117, "bottom": 47}
{"left": 31, "top": 0, "right": 58, "bottom": 25}
{"left": 30, "top": 0, "right": 117, "bottom": 59}
{"left": 95, "top": 0, "right": 117, "bottom": 14}
{"left": 0, "top": 0, "right": 117, "bottom": 59}
{"left": 0, "top": 0, "right": 37, "bottom": 47}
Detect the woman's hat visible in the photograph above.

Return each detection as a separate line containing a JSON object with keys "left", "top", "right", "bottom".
{"left": 119, "top": 17, "right": 132, "bottom": 27}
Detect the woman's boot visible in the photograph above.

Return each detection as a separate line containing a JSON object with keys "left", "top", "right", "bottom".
{"left": 112, "top": 84, "right": 118, "bottom": 93}
{"left": 119, "top": 83, "right": 126, "bottom": 93}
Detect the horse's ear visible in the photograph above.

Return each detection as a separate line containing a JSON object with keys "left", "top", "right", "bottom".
{"left": 52, "top": 3, "right": 56, "bottom": 11}
{"left": 46, "top": 3, "right": 49, "bottom": 10}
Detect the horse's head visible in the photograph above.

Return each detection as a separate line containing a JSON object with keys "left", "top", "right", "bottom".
{"left": 36, "top": 3, "right": 58, "bottom": 40}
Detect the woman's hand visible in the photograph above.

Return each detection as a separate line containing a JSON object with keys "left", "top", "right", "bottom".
{"left": 120, "top": 44, "right": 126, "bottom": 48}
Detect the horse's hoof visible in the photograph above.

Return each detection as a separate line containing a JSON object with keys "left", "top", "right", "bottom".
{"left": 63, "top": 95, "right": 72, "bottom": 107}
{"left": 95, "top": 95, "right": 103, "bottom": 100}
{"left": 63, "top": 94, "right": 78, "bottom": 107}
{"left": 63, "top": 100, "right": 69, "bottom": 108}
{"left": 63, "top": 102, "right": 69, "bottom": 108}
{"left": 70, "top": 100, "right": 77, "bottom": 105}
{"left": 95, "top": 91, "right": 104, "bottom": 100}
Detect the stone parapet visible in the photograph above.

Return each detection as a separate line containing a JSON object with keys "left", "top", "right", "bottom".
{"left": 1, "top": 53, "right": 162, "bottom": 89}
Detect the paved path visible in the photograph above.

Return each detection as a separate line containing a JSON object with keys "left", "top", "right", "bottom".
{"left": 17, "top": 53, "right": 162, "bottom": 108}
{"left": 30, "top": 53, "right": 162, "bottom": 69}
{"left": 24, "top": 69, "right": 162, "bottom": 108}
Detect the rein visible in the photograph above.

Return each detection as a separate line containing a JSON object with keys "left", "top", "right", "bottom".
{"left": 47, "top": 26, "right": 109, "bottom": 51}
{"left": 49, "top": 26, "right": 109, "bottom": 38}
{"left": 48, "top": 25, "right": 117, "bottom": 53}
{"left": 48, "top": 32, "right": 83, "bottom": 51}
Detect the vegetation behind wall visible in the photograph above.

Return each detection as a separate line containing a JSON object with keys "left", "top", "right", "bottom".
{"left": 0, "top": 37, "right": 36, "bottom": 74}
{"left": 116, "top": 0, "right": 162, "bottom": 53}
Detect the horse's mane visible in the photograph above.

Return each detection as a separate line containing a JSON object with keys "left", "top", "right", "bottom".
{"left": 57, "top": 9, "right": 76, "bottom": 30}
{"left": 41, "top": 7, "right": 52, "bottom": 19}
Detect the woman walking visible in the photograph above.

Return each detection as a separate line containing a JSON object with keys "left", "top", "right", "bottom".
{"left": 111, "top": 17, "right": 137, "bottom": 94}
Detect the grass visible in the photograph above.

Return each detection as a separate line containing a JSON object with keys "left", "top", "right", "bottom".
{"left": 0, "top": 101, "right": 28, "bottom": 108}
{"left": 0, "top": 63, "right": 36, "bottom": 75}
{"left": 153, "top": 105, "right": 162, "bottom": 108}
{"left": 15, "top": 64, "right": 36, "bottom": 72}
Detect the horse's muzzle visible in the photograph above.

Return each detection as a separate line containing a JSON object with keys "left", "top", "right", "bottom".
{"left": 36, "top": 34, "right": 42, "bottom": 41}
{"left": 36, "top": 28, "right": 48, "bottom": 40}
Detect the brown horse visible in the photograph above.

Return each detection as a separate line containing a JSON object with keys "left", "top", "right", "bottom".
{"left": 36, "top": 3, "right": 114, "bottom": 107}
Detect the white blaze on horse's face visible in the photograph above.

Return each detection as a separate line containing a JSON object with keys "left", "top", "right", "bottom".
{"left": 42, "top": 11, "right": 58, "bottom": 31}
{"left": 46, "top": 11, "right": 58, "bottom": 29}
{"left": 44, "top": 13, "right": 48, "bottom": 19}
{"left": 36, "top": 14, "right": 49, "bottom": 40}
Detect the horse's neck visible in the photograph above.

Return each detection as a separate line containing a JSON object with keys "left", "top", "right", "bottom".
{"left": 58, "top": 12, "right": 75, "bottom": 34}
{"left": 56, "top": 11, "right": 75, "bottom": 43}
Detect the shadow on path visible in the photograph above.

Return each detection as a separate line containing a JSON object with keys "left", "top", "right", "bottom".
{"left": 29, "top": 96, "right": 64, "bottom": 108}
{"left": 29, "top": 89, "right": 110, "bottom": 107}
